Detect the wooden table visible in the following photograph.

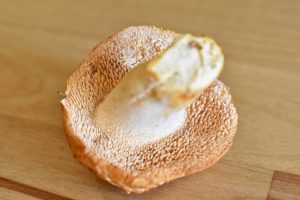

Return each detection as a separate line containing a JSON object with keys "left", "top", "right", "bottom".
{"left": 1, "top": 0, "right": 300, "bottom": 199}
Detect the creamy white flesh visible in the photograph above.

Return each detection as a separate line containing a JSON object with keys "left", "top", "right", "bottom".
{"left": 95, "top": 35, "right": 224, "bottom": 147}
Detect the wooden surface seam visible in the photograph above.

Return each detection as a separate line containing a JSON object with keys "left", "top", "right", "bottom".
{"left": 266, "top": 171, "right": 276, "bottom": 200}
{"left": 0, "top": 177, "right": 72, "bottom": 200}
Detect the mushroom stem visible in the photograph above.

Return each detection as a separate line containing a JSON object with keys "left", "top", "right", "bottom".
{"left": 95, "top": 35, "right": 224, "bottom": 146}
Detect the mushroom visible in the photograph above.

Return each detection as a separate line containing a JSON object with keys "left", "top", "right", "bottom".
{"left": 61, "top": 26, "right": 238, "bottom": 194}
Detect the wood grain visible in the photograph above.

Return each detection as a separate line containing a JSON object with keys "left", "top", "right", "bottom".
{"left": 0, "top": 0, "right": 299, "bottom": 199}
{"left": 267, "top": 171, "right": 300, "bottom": 200}
{"left": 0, "top": 187, "right": 39, "bottom": 200}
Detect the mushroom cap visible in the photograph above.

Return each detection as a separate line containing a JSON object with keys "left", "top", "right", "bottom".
{"left": 61, "top": 26, "right": 238, "bottom": 194}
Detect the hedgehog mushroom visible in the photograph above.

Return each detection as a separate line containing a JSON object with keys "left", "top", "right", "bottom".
{"left": 61, "top": 26, "right": 238, "bottom": 194}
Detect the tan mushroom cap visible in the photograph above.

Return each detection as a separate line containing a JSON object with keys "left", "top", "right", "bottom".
{"left": 61, "top": 26, "right": 238, "bottom": 194}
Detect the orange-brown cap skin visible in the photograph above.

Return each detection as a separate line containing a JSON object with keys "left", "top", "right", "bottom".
{"left": 61, "top": 26, "right": 238, "bottom": 194}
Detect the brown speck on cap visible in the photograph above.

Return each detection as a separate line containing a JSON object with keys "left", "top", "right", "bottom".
{"left": 189, "top": 40, "right": 203, "bottom": 50}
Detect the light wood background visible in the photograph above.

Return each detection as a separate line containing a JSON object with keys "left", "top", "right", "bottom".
{"left": 0, "top": 0, "right": 300, "bottom": 199}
